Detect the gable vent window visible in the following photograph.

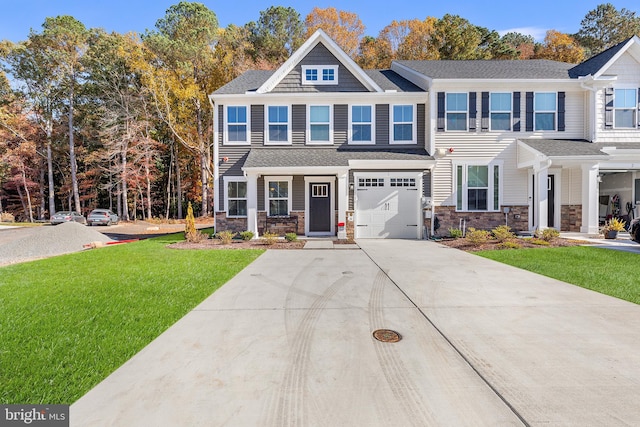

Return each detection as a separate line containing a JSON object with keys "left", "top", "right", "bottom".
{"left": 302, "top": 65, "right": 338, "bottom": 85}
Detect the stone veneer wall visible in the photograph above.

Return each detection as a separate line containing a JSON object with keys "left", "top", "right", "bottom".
{"left": 561, "top": 205, "right": 582, "bottom": 232}
{"left": 429, "top": 206, "right": 530, "bottom": 236}
{"left": 258, "top": 211, "right": 305, "bottom": 235}
{"left": 215, "top": 212, "right": 247, "bottom": 233}
{"left": 345, "top": 210, "right": 354, "bottom": 240}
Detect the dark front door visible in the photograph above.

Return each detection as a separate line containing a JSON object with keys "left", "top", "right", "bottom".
{"left": 309, "top": 183, "right": 331, "bottom": 233}
{"left": 548, "top": 175, "right": 555, "bottom": 228}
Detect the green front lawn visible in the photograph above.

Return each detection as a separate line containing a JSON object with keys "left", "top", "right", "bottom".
{"left": 0, "top": 233, "right": 263, "bottom": 404}
{"left": 476, "top": 246, "right": 640, "bottom": 304}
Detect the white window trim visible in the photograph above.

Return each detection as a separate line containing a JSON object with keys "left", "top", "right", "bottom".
{"left": 306, "top": 104, "right": 334, "bottom": 145}
{"left": 489, "top": 92, "right": 512, "bottom": 132}
{"left": 224, "top": 176, "right": 248, "bottom": 218}
{"left": 445, "top": 92, "right": 468, "bottom": 132}
{"left": 301, "top": 65, "right": 339, "bottom": 85}
{"left": 613, "top": 87, "right": 638, "bottom": 129}
{"left": 534, "top": 92, "right": 557, "bottom": 131}
{"left": 223, "top": 105, "right": 250, "bottom": 145}
{"left": 390, "top": 104, "right": 417, "bottom": 144}
{"left": 453, "top": 160, "right": 503, "bottom": 212}
{"left": 264, "top": 176, "right": 293, "bottom": 217}
{"left": 265, "top": 105, "right": 291, "bottom": 145}
{"left": 348, "top": 104, "right": 375, "bottom": 145}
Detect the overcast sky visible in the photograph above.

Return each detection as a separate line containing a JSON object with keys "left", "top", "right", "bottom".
{"left": 0, "top": 1, "right": 638, "bottom": 43}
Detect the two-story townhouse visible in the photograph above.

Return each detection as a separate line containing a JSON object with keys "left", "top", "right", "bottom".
{"left": 211, "top": 30, "right": 640, "bottom": 240}
{"left": 210, "top": 30, "right": 434, "bottom": 240}
{"left": 393, "top": 36, "right": 640, "bottom": 236}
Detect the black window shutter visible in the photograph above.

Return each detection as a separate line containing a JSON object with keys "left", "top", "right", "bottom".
{"left": 513, "top": 92, "right": 521, "bottom": 132}
{"left": 481, "top": 92, "right": 489, "bottom": 132}
{"left": 525, "top": 92, "right": 534, "bottom": 132}
{"left": 437, "top": 92, "right": 445, "bottom": 132}
{"left": 604, "top": 87, "right": 614, "bottom": 129}
{"left": 469, "top": 92, "right": 477, "bottom": 132}
{"left": 558, "top": 92, "right": 565, "bottom": 132}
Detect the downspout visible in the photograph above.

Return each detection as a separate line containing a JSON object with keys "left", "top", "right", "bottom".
{"left": 208, "top": 95, "right": 219, "bottom": 233}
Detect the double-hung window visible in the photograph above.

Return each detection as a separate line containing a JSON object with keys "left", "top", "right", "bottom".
{"left": 392, "top": 105, "right": 414, "bottom": 143}
{"left": 614, "top": 89, "right": 637, "bottom": 128}
{"left": 266, "top": 178, "right": 291, "bottom": 216}
{"left": 534, "top": 92, "right": 556, "bottom": 131}
{"left": 266, "top": 106, "right": 289, "bottom": 144}
{"left": 490, "top": 93, "right": 511, "bottom": 131}
{"left": 350, "top": 105, "right": 373, "bottom": 143}
{"left": 225, "top": 178, "right": 247, "bottom": 217}
{"left": 455, "top": 163, "right": 501, "bottom": 211}
{"left": 446, "top": 93, "right": 468, "bottom": 131}
{"left": 308, "top": 105, "right": 332, "bottom": 143}
{"left": 225, "top": 106, "right": 248, "bottom": 144}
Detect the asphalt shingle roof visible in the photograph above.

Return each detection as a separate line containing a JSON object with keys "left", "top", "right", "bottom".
{"left": 363, "top": 70, "right": 423, "bottom": 92}
{"left": 395, "top": 60, "right": 575, "bottom": 80}
{"left": 569, "top": 38, "right": 632, "bottom": 78}
{"left": 244, "top": 147, "right": 433, "bottom": 168}
{"left": 520, "top": 139, "right": 608, "bottom": 157}
{"left": 213, "top": 70, "right": 274, "bottom": 94}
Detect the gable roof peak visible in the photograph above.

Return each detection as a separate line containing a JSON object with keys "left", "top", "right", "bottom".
{"left": 570, "top": 35, "right": 640, "bottom": 79}
{"left": 255, "top": 29, "right": 383, "bottom": 94}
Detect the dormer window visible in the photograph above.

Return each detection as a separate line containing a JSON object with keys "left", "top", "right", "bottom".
{"left": 302, "top": 65, "right": 338, "bottom": 85}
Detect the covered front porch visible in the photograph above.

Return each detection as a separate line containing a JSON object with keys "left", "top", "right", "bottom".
{"left": 517, "top": 139, "right": 640, "bottom": 234}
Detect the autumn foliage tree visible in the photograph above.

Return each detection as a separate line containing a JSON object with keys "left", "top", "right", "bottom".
{"left": 535, "top": 30, "right": 586, "bottom": 63}
{"left": 305, "top": 7, "right": 365, "bottom": 59}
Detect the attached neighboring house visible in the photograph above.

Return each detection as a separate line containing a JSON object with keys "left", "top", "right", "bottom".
{"left": 210, "top": 30, "right": 640, "bottom": 239}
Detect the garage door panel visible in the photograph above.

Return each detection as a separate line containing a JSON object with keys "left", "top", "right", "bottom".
{"left": 355, "top": 174, "right": 420, "bottom": 239}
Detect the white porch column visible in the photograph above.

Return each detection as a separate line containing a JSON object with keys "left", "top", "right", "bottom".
{"left": 337, "top": 172, "right": 347, "bottom": 239}
{"left": 245, "top": 172, "right": 259, "bottom": 237}
{"left": 534, "top": 163, "right": 550, "bottom": 230}
{"left": 580, "top": 163, "right": 600, "bottom": 234}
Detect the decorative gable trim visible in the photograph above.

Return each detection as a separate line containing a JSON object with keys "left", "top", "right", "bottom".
{"left": 591, "top": 36, "right": 640, "bottom": 79}
{"left": 256, "top": 29, "right": 383, "bottom": 94}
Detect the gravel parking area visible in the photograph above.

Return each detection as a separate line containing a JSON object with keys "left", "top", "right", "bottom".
{"left": 0, "top": 222, "right": 113, "bottom": 266}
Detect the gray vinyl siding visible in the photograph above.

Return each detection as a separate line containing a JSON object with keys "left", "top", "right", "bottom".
{"left": 375, "top": 104, "right": 389, "bottom": 144}
{"left": 292, "top": 104, "right": 306, "bottom": 145}
{"left": 251, "top": 105, "right": 264, "bottom": 145}
{"left": 217, "top": 147, "right": 250, "bottom": 207}
{"left": 272, "top": 44, "right": 368, "bottom": 93}
{"left": 292, "top": 176, "right": 305, "bottom": 211}
{"left": 334, "top": 104, "right": 348, "bottom": 144}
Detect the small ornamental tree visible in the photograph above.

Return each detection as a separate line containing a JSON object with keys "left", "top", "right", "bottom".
{"left": 184, "top": 201, "right": 201, "bottom": 242}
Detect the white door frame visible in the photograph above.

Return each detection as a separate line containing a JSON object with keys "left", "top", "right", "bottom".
{"left": 304, "top": 176, "right": 335, "bottom": 236}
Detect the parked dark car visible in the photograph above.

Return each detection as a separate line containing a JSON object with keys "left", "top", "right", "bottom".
{"left": 50, "top": 211, "right": 86, "bottom": 225}
{"left": 630, "top": 217, "right": 640, "bottom": 243}
{"left": 87, "top": 209, "right": 119, "bottom": 226}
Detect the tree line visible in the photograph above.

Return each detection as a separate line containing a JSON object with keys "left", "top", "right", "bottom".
{"left": 0, "top": 2, "right": 638, "bottom": 221}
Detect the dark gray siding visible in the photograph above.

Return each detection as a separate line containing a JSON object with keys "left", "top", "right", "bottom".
{"left": 292, "top": 105, "right": 306, "bottom": 145}
{"left": 375, "top": 104, "right": 389, "bottom": 144}
{"left": 217, "top": 147, "right": 250, "bottom": 207}
{"left": 292, "top": 176, "right": 305, "bottom": 211}
{"left": 334, "top": 104, "right": 348, "bottom": 144}
{"left": 272, "top": 44, "right": 368, "bottom": 93}
{"left": 258, "top": 176, "right": 265, "bottom": 211}
{"left": 251, "top": 105, "right": 264, "bottom": 146}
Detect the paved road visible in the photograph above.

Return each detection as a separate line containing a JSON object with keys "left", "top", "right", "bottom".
{"left": 70, "top": 240, "right": 640, "bottom": 426}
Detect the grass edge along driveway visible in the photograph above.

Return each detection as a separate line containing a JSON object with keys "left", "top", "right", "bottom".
{"left": 476, "top": 246, "right": 639, "bottom": 305}
{"left": 0, "top": 233, "right": 263, "bottom": 404}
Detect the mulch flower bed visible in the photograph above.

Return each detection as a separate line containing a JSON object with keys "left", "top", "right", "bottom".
{"left": 169, "top": 238, "right": 306, "bottom": 250}
{"left": 435, "top": 237, "right": 593, "bottom": 252}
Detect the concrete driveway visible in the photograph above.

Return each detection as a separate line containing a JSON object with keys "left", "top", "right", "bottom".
{"left": 70, "top": 240, "right": 640, "bottom": 426}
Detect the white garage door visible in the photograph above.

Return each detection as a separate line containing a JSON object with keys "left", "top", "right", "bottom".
{"left": 355, "top": 173, "right": 421, "bottom": 239}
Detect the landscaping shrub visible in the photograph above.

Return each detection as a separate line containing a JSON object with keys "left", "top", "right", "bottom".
{"left": 284, "top": 232, "right": 298, "bottom": 242}
{"left": 261, "top": 231, "right": 278, "bottom": 245}
{"left": 466, "top": 227, "right": 491, "bottom": 246}
{"left": 240, "top": 230, "right": 254, "bottom": 241}
{"left": 492, "top": 225, "right": 515, "bottom": 242}
{"left": 216, "top": 230, "right": 236, "bottom": 244}
{"left": 536, "top": 228, "right": 560, "bottom": 242}
{"left": 530, "top": 238, "right": 551, "bottom": 246}
{"left": 497, "top": 241, "right": 522, "bottom": 249}
{"left": 448, "top": 227, "right": 463, "bottom": 238}
{"left": 184, "top": 202, "right": 204, "bottom": 242}
{"left": 0, "top": 212, "right": 15, "bottom": 223}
